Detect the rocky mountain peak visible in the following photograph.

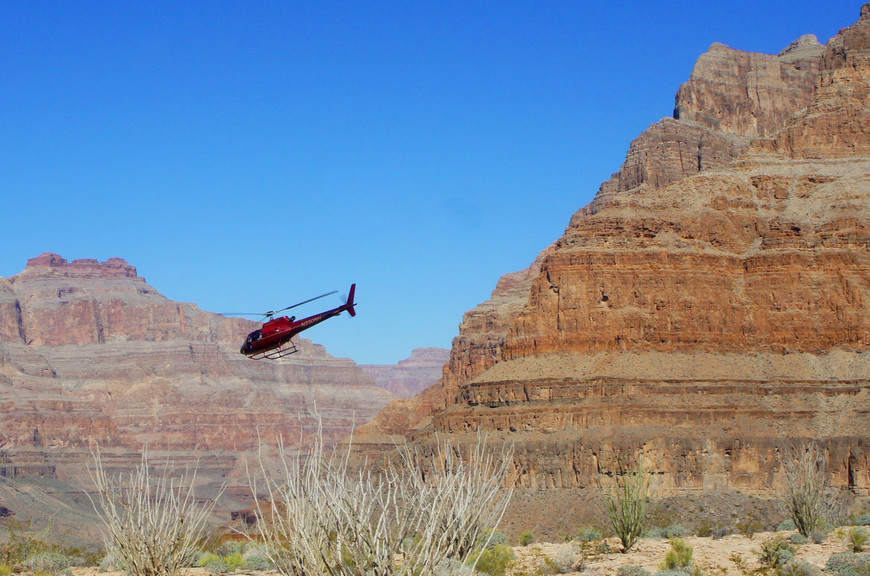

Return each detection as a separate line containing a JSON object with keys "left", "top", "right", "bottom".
{"left": 778, "top": 34, "right": 823, "bottom": 60}
{"left": 19, "top": 253, "right": 140, "bottom": 279}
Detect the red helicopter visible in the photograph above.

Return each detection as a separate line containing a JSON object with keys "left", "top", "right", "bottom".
{"left": 237, "top": 284, "right": 356, "bottom": 360}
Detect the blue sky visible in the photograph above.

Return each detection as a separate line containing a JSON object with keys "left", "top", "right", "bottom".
{"left": 0, "top": 1, "right": 860, "bottom": 364}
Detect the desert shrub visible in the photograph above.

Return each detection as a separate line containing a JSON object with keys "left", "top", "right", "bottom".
{"left": 855, "top": 515, "right": 870, "bottom": 527}
{"left": 660, "top": 537, "right": 693, "bottom": 572}
{"left": 479, "top": 530, "right": 510, "bottom": 549}
{"left": 825, "top": 552, "right": 870, "bottom": 576}
{"left": 251, "top": 423, "right": 513, "bottom": 576}
{"left": 575, "top": 527, "right": 603, "bottom": 542}
{"left": 0, "top": 522, "right": 98, "bottom": 572}
{"left": 736, "top": 514, "right": 763, "bottom": 538}
{"left": 663, "top": 526, "right": 689, "bottom": 539}
{"left": 789, "top": 533, "right": 809, "bottom": 545}
{"left": 695, "top": 519, "right": 714, "bottom": 538}
{"left": 0, "top": 565, "right": 11, "bottom": 576}
{"left": 712, "top": 526, "right": 732, "bottom": 540}
{"left": 617, "top": 566, "right": 652, "bottom": 576}
{"left": 519, "top": 531, "right": 535, "bottom": 546}
{"left": 755, "top": 536, "right": 795, "bottom": 570}
{"left": 655, "top": 570, "right": 695, "bottom": 576}
{"left": 810, "top": 530, "right": 827, "bottom": 544}
{"left": 197, "top": 552, "right": 245, "bottom": 575}
{"left": 215, "top": 541, "right": 246, "bottom": 557}
{"left": 778, "top": 559, "right": 823, "bottom": 576}
{"left": 242, "top": 546, "right": 274, "bottom": 571}
{"left": 436, "top": 558, "right": 475, "bottom": 576}
{"left": 466, "top": 544, "right": 514, "bottom": 576}
{"left": 778, "top": 519, "right": 798, "bottom": 532}
{"left": 851, "top": 528, "right": 870, "bottom": 553}
{"left": 546, "top": 548, "right": 579, "bottom": 574}
{"left": 599, "top": 456, "right": 653, "bottom": 553}
{"left": 88, "top": 448, "right": 220, "bottom": 576}
{"left": 780, "top": 443, "right": 828, "bottom": 537}
{"left": 23, "top": 552, "right": 72, "bottom": 575}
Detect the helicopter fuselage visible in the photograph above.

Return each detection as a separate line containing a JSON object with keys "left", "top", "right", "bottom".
{"left": 240, "top": 284, "right": 356, "bottom": 359}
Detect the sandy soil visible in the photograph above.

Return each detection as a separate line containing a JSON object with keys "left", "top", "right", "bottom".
{"left": 511, "top": 530, "right": 851, "bottom": 576}
{"left": 65, "top": 529, "right": 855, "bottom": 576}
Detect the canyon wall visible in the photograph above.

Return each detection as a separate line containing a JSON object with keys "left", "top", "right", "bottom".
{"left": 0, "top": 254, "right": 394, "bottom": 538}
{"left": 410, "top": 6, "right": 870, "bottom": 502}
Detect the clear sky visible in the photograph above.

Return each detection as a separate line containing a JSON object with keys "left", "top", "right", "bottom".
{"left": 0, "top": 1, "right": 860, "bottom": 364}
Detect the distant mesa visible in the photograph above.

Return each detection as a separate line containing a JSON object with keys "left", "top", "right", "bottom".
{"left": 361, "top": 347, "right": 450, "bottom": 398}
{"left": 0, "top": 252, "right": 395, "bottom": 544}
{"left": 22, "top": 252, "right": 140, "bottom": 279}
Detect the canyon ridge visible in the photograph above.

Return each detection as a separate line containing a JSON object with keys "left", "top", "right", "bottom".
{"left": 352, "top": 4, "right": 870, "bottom": 537}
{"left": 0, "top": 254, "right": 445, "bottom": 542}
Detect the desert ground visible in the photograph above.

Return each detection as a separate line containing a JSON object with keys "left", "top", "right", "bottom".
{"left": 61, "top": 528, "right": 856, "bottom": 576}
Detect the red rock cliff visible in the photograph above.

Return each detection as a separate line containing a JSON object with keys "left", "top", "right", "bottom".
{"left": 415, "top": 7, "right": 870, "bottom": 500}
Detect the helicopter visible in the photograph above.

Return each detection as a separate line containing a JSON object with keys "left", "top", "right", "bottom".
{"left": 236, "top": 284, "right": 356, "bottom": 360}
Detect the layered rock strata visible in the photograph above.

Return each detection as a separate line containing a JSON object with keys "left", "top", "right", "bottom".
{"left": 0, "top": 254, "right": 394, "bottom": 537}
{"left": 360, "top": 347, "right": 449, "bottom": 398}
{"left": 414, "top": 7, "right": 870, "bottom": 498}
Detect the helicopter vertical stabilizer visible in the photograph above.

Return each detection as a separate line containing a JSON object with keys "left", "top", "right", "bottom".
{"left": 345, "top": 283, "right": 357, "bottom": 317}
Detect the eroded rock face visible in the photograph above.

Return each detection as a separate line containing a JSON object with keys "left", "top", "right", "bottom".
{"left": 414, "top": 7, "right": 870, "bottom": 498}
{"left": 0, "top": 254, "right": 394, "bottom": 532}
{"left": 360, "top": 348, "right": 449, "bottom": 398}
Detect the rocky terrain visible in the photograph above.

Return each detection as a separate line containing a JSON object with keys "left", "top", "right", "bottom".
{"left": 0, "top": 253, "right": 395, "bottom": 542}
{"left": 354, "top": 4, "right": 870, "bottom": 524}
{"left": 360, "top": 347, "right": 449, "bottom": 398}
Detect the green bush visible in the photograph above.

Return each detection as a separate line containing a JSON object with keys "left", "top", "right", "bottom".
{"left": 197, "top": 551, "right": 245, "bottom": 575}
{"left": 778, "top": 559, "right": 823, "bottom": 576}
{"left": 736, "top": 514, "right": 763, "bottom": 538}
{"left": 519, "top": 531, "right": 535, "bottom": 546}
{"left": 23, "top": 552, "right": 72, "bottom": 575}
{"left": 242, "top": 546, "right": 274, "bottom": 571}
{"left": 649, "top": 525, "right": 689, "bottom": 540}
{"left": 825, "top": 552, "right": 870, "bottom": 576}
{"left": 852, "top": 528, "right": 870, "bottom": 553}
{"left": 600, "top": 457, "right": 653, "bottom": 553}
{"left": 0, "top": 521, "right": 98, "bottom": 570}
{"left": 778, "top": 519, "right": 798, "bottom": 532}
{"left": 467, "top": 544, "right": 514, "bottom": 576}
{"left": 789, "top": 533, "right": 809, "bottom": 545}
{"left": 755, "top": 536, "right": 795, "bottom": 570}
{"left": 660, "top": 537, "right": 693, "bottom": 572}
{"left": 694, "top": 519, "right": 714, "bottom": 538}
{"left": 855, "top": 515, "right": 870, "bottom": 527}
{"left": 479, "top": 530, "right": 510, "bottom": 549}
{"left": 575, "top": 527, "right": 603, "bottom": 542}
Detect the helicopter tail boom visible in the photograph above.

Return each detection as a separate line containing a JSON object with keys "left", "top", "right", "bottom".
{"left": 345, "top": 283, "right": 357, "bottom": 317}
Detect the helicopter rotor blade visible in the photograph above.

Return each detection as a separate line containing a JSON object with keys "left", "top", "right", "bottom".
{"left": 266, "top": 290, "right": 339, "bottom": 317}
{"left": 221, "top": 312, "right": 267, "bottom": 316}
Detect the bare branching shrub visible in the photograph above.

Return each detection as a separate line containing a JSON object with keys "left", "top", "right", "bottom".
{"left": 780, "top": 443, "right": 828, "bottom": 537}
{"left": 88, "top": 448, "right": 220, "bottom": 576}
{"left": 599, "top": 456, "right": 653, "bottom": 553}
{"left": 250, "top": 420, "right": 513, "bottom": 576}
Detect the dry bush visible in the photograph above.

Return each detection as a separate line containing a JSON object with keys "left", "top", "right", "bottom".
{"left": 249, "top": 420, "right": 513, "bottom": 576}
{"left": 88, "top": 448, "right": 221, "bottom": 576}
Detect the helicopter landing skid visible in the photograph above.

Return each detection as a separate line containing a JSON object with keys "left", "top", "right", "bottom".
{"left": 247, "top": 340, "right": 298, "bottom": 360}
